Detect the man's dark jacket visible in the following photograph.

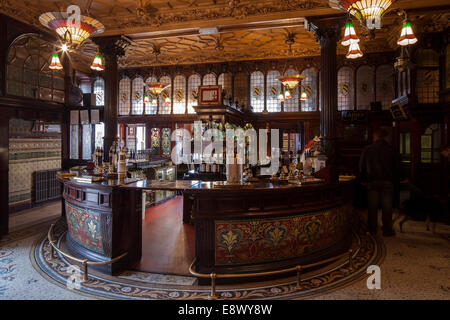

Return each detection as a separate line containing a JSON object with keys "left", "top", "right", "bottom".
{"left": 359, "top": 139, "right": 399, "bottom": 182}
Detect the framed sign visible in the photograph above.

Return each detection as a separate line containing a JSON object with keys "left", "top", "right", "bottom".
{"left": 198, "top": 85, "right": 222, "bottom": 105}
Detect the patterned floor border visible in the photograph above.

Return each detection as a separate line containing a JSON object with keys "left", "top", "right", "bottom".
{"left": 31, "top": 219, "right": 385, "bottom": 300}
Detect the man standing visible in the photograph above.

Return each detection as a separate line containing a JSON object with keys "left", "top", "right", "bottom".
{"left": 359, "top": 128, "right": 399, "bottom": 236}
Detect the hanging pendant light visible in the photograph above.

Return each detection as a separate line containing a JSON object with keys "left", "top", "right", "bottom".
{"left": 277, "top": 92, "right": 285, "bottom": 102}
{"left": 49, "top": 52, "right": 63, "bottom": 70}
{"left": 165, "top": 96, "right": 171, "bottom": 104}
{"left": 346, "top": 42, "right": 363, "bottom": 59}
{"left": 300, "top": 90, "right": 308, "bottom": 101}
{"left": 143, "top": 94, "right": 150, "bottom": 104}
{"left": 341, "top": 22, "right": 360, "bottom": 46}
{"left": 284, "top": 88, "right": 292, "bottom": 100}
{"left": 90, "top": 53, "right": 104, "bottom": 71}
{"left": 151, "top": 98, "right": 158, "bottom": 106}
{"left": 397, "top": 21, "right": 418, "bottom": 46}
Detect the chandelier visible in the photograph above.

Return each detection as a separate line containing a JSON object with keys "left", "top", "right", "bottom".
{"left": 146, "top": 82, "right": 170, "bottom": 96}
{"left": 331, "top": 0, "right": 396, "bottom": 29}
{"left": 39, "top": 12, "right": 104, "bottom": 49}
{"left": 145, "top": 48, "right": 170, "bottom": 97}
{"left": 277, "top": 75, "right": 305, "bottom": 90}
{"left": 40, "top": 11, "right": 105, "bottom": 72}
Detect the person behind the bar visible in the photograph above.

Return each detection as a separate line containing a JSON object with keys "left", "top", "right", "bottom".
{"left": 359, "top": 127, "right": 399, "bottom": 236}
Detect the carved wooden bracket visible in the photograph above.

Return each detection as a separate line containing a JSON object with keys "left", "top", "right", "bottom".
{"left": 93, "top": 36, "right": 131, "bottom": 61}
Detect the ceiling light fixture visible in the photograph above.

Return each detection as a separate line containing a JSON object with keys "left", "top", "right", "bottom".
{"left": 40, "top": 11, "right": 104, "bottom": 71}
{"left": 333, "top": 0, "right": 396, "bottom": 29}
{"left": 90, "top": 53, "right": 104, "bottom": 71}
{"left": 277, "top": 32, "right": 306, "bottom": 90}
{"left": 346, "top": 42, "right": 363, "bottom": 59}
{"left": 397, "top": 21, "right": 418, "bottom": 46}
{"left": 300, "top": 91, "right": 308, "bottom": 101}
{"left": 49, "top": 52, "right": 63, "bottom": 70}
{"left": 341, "top": 22, "right": 360, "bottom": 46}
{"left": 39, "top": 12, "right": 104, "bottom": 49}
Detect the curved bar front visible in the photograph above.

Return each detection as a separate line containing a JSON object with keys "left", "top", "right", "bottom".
{"left": 58, "top": 177, "right": 353, "bottom": 278}
{"left": 184, "top": 181, "right": 354, "bottom": 276}
{"left": 58, "top": 177, "right": 142, "bottom": 274}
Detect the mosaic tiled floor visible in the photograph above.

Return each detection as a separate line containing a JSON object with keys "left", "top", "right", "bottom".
{"left": 31, "top": 218, "right": 384, "bottom": 300}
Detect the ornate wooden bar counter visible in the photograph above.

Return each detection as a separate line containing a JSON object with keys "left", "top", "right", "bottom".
{"left": 58, "top": 176, "right": 143, "bottom": 274}
{"left": 58, "top": 176, "right": 354, "bottom": 278}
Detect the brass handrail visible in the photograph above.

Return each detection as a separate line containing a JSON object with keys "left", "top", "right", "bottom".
{"left": 189, "top": 249, "right": 355, "bottom": 299}
{"left": 47, "top": 223, "right": 128, "bottom": 282}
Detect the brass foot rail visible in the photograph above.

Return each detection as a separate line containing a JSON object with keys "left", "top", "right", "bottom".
{"left": 189, "top": 249, "right": 355, "bottom": 299}
{"left": 47, "top": 223, "right": 128, "bottom": 282}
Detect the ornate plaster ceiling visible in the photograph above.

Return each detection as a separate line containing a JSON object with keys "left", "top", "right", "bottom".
{"left": 0, "top": 0, "right": 449, "bottom": 69}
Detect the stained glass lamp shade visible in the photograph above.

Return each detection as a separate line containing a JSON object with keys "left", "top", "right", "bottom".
{"left": 284, "top": 88, "right": 292, "bottom": 100}
{"left": 338, "top": 0, "right": 396, "bottom": 29}
{"left": 90, "top": 54, "right": 104, "bottom": 71}
{"left": 341, "top": 22, "right": 360, "bottom": 46}
{"left": 277, "top": 74, "right": 305, "bottom": 90}
{"left": 39, "top": 12, "right": 104, "bottom": 48}
{"left": 49, "top": 53, "right": 63, "bottom": 70}
{"left": 346, "top": 42, "right": 363, "bottom": 59}
{"left": 300, "top": 91, "right": 308, "bottom": 101}
{"left": 277, "top": 92, "right": 285, "bottom": 102}
{"left": 397, "top": 22, "right": 418, "bottom": 46}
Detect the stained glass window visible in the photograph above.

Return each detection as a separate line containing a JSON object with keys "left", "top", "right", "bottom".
{"left": 6, "top": 34, "right": 65, "bottom": 103}
{"left": 159, "top": 75, "right": 172, "bottom": 114}
{"left": 218, "top": 73, "right": 232, "bottom": 103}
{"left": 70, "top": 125, "right": 79, "bottom": 160}
{"left": 173, "top": 75, "right": 186, "bottom": 114}
{"left": 416, "top": 49, "right": 440, "bottom": 104}
{"left": 188, "top": 74, "right": 201, "bottom": 114}
{"left": 234, "top": 72, "right": 249, "bottom": 110}
{"left": 136, "top": 126, "right": 146, "bottom": 151}
{"left": 162, "top": 128, "right": 171, "bottom": 157}
{"left": 132, "top": 76, "right": 144, "bottom": 115}
{"left": 266, "top": 70, "right": 281, "bottom": 112}
{"left": 356, "top": 65, "right": 374, "bottom": 110}
{"left": 283, "top": 68, "right": 299, "bottom": 112}
{"left": 376, "top": 64, "right": 395, "bottom": 110}
{"left": 93, "top": 77, "right": 105, "bottom": 106}
{"left": 203, "top": 73, "right": 217, "bottom": 86}
{"left": 150, "top": 128, "right": 161, "bottom": 156}
{"left": 145, "top": 76, "right": 158, "bottom": 114}
{"left": 82, "top": 124, "right": 92, "bottom": 160}
{"left": 300, "top": 68, "right": 317, "bottom": 111}
{"left": 421, "top": 124, "right": 441, "bottom": 163}
{"left": 94, "top": 123, "right": 104, "bottom": 149}
{"left": 250, "top": 71, "right": 265, "bottom": 112}
{"left": 119, "top": 77, "right": 131, "bottom": 115}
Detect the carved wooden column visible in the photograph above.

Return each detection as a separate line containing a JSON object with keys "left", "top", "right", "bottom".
{"left": 93, "top": 36, "right": 129, "bottom": 161}
{"left": 308, "top": 16, "right": 345, "bottom": 181}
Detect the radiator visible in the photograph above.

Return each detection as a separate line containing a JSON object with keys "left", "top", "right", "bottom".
{"left": 34, "top": 169, "right": 61, "bottom": 204}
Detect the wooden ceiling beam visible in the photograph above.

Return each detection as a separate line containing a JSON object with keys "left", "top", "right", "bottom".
{"left": 126, "top": 18, "right": 307, "bottom": 41}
